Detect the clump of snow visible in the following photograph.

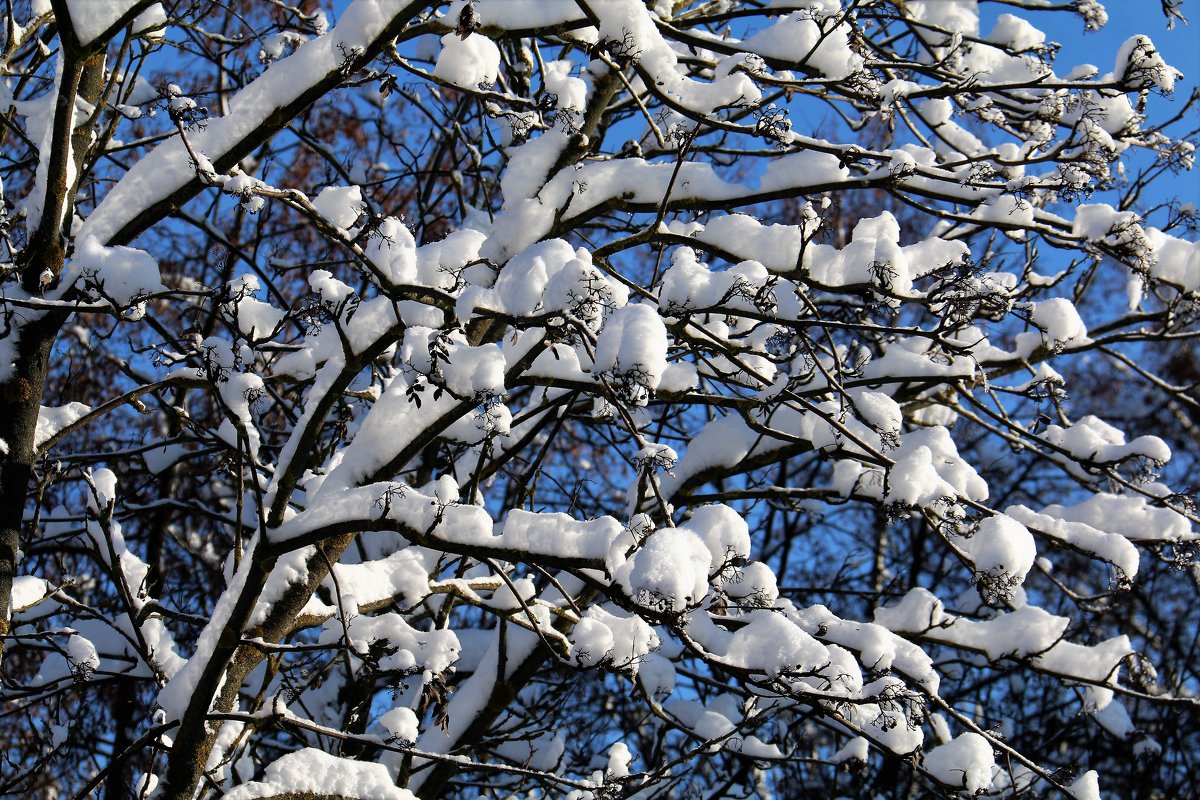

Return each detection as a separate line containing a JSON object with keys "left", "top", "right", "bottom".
{"left": 1006, "top": 502, "right": 1141, "bottom": 579}
{"left": 1030, "top": 297, "right": 1088, "bottom": 351}
{"left": 319, "top": 605, "right": 461, "bottom": 675}
{"left": 884, "top": 427, "right": 989, "bottom": 508}
{"left": 378, "top": 706, "right": 419, "bottom": 742}
{"left": 606, "top": 742, "right": 633, "bottom": 777}
{"left": 934, "top": 605, "right": 1071, "bottom": 662}
{"left": 312, "top": 185, "right": 364, "bottom": 230}
{"left": 363, "top": 216, "right": 418, "bottom": 285}
{"left": 921, "top": 98, "right": 954, "bottom": 127}
{"left": 499, "top": 131, "right": 569, "bottom": 203}
{"left": 874, "top": 588, "right": 945, "bottom": 632}
{"left": 961, "top": 514, "right": 1037, "bottom": 591}
{"left": 683, "top": 504, "right": 751, "bottom": 568}
{"left": 131, "top": 3, "right": 167, "bottom": 40}
{"left": 222, "top": 748, "right": 417, "bottom": 800}
{"left": 593, "top": 303, "right": 668, "bottom": 404}
{"left": 571, "top": 604, "right": 659, "bottom": 668}
{"left": 973, "top": 194, "right": 1035, "bottom": 236}
{"left": 722, "top": 610, "right": 829, "bottom": 676}
{"left": 35, "top": 402, "right": 91, "bottom": 449}
{"left": 667, "top": 695, "right": 748, "bottom": 753}
{"left": 587, "top": 0, "right": 760, "bottom": 115}
{"left": 720, "top": 560, "right": 779, "bottom": 606}
{"left": 851, "top": 389, "right": 902, "bottom": 439}
{"left": 831, "top": 736, "right": 869, "bottom": 764}
{"left": 570, "top": 615, "right": 617, "bottom": 667}
{"left": 69, "top": 236, "right": 165, "bottom": 306}
{"left": 224, "top": 275, "right": 285, "bottom": 342}
{"left": 1067, "top": 769, "right": 1102, "bottom": 800}
{"left": 1042, "top": 415, "right": 1169, "bottom": 466}
{"left": 922, "top": 732, "right": 995, "bottom": 794}
{"left": 615, "top": 527, "right": 712, "bottom": 612}
{"left": 66, "top": 633, "right": 100, "bottom": 676}
{"left": 543, "top": 60, "right": 586, "bottom": 112}
{"left": 987, "top": 14, "right": 1045, "bottom": 53}
{"left": 434, "top": 32, "right": 500, "bottom": 88}
{"left": 740, "top": 12, "right": 863, "bottom": 80}
{"left": 11, "top": 576, "right": 49, "bottom": 611}
{"left": 637, "top": 651, "right": 675, "bottom": 698}
{"left": 1110, "top": 35, "right": 1180, "bottom": 93}
{"left": 64, "top": 0, "right": 142, "bottom": 45}
{"left": 905, "top": 0, "right": 979, "bottom": 37}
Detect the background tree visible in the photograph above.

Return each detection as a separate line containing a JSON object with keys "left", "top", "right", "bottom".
{"left": 1, "top": 1, "right": 1198, "bottom": 798}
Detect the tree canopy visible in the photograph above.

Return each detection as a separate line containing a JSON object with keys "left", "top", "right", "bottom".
{"left": 1, "top": 1, "right": 1198, "bottom": 798}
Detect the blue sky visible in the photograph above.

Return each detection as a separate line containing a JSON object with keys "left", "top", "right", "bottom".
{"left": 1002, "top": 0, "right": 1200, "bottom": 206}
{"left": 1024, "top": 0, "right": 1200, "bottom": 87}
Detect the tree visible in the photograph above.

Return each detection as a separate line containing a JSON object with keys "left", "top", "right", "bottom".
{"left": 1, "top": 0, "right": 1198, "bottom": 797}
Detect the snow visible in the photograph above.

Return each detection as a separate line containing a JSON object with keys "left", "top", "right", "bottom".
{"left": 443, "top": 0, "right": 585, "bottom": 31}
{"left": 1029, "top": 297, "right": 1089, "bottom": 351}
{"left": 684, "top": 504, "right": 751, "bottom": 567}
{"left": 224, "top": 275, "right": 285, "bottom": 342}
{"left": 66, "top": 633, "right": 100, "bottom": 675}
{"left": 923, "top": 733, "right": 995, "bottom": 794}
{"left": 131, "top": 3, "right": 167, "bottom": 40}
{"left": 330, "top": 548, "right": 435, "bottom": 610}
{"left": 1067, "top": 770, "right": 1102, "bottom": 800}
{"left": 831, "top": 736, "right": 869, "bottom": 764}
{"left": 637, "top": 651, "right": 675, "bottom": 697}
{"left": 1006, "top": 503, "right": 1141, "bottom": 579}
{"left": 685, "top": 214, "right": 811, "bottom": 274}
{"left": 1143, "top": 227, "right": 1200, "bottom": 293}
{"left": 319, "top": 605, "right": 461, "bottom": 674}
{"left": 543, "top": 60, "right": 587, "bottom": 112}
{"left": 10, "top": 575, "right": 49, "bottom": 611}
{"left": 588, "top": 0, "right": 761, "bottom": 115}
{"left": 1036, "top": 636, "right": 1135, "bottom": 685}
{"left": 223, "top": 748, "right": 417, "bottom": 800}
{"left": 874, "top": 588, "right": 945, "bottom": 632}
{"left": 35, "top": 402, "right": 91, "bottom": 449}
{"left": 615, "top": 527, "right": 712, "bottom": 612}
{"left": 11, "top": 0, "right": 1195, "bottom": 794}
{"left": 496, "top": 732, "right": 566, "bottom": 771}
{"left": 67, "top": 236, "right": 165, "bottom": 306}
{"left": 935, "top": 605, "right": 1070, "bottom": 661}
{"left": 1110, "top": 35, "right": 1180, "bottom": 93}
{"left": 64, "top": 0, "right": 140, "bottom": 45}
{"left": 1041, "top": 415, "right": 1169, "bottom": 467}
{"left": 82, "top": 0, "right": 420, "bottom": 246}
{"left": 758, "top": 151, "right": 849, "bottom": 192}
{"left": 1038, "top": 493, "right": 1193, "bottom": 543}
{"left": 277, "top": 482, "right": 625, "bottom": 567}
{"left": 364, "top": 216, "right": 418, "bottom": 285}
{"left": 665, "top": 698, "right": 738, "bottom": 749}
{"left": 960, "top": 514, "right": 1037, "bottom": 589}
{"left": 987, "top": 14, "right": 1046, "bottom": 53}
{"left": 905, "top": 0, "right": 979, "bottom": 37}
{"left": 500, "top": 131, "right": 570, "bottom": 204}
{"left": 570, "top": 616, "right": 616, "bottom": 666}
{"left": 434, "top": 32, "right": 501, "bottom": 88}
{"left": 577, "top": 604, "right": 658, "bottom": 669}
{"left": 921, "top": 98, "right": 954, "bottom": 127}
{"left": 593, "top": 303, "right": 669, "bottom": 402}
{"left": 658, "top": 249, "right": 775, "bottom": 314}
{"left": 740, "top": 12, "right": 863, "bottom": 79}
{"left": 884, "top": 428, "right": 989, "bottom": 508}
{"left": 973, "top": 194, "right": 1035, "bottom": 234}
{"left": 312, "top": 185, "right": 364, "bottom": 230}
{"left": 721, "top": 610, "right": 829, "bottom": 677}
